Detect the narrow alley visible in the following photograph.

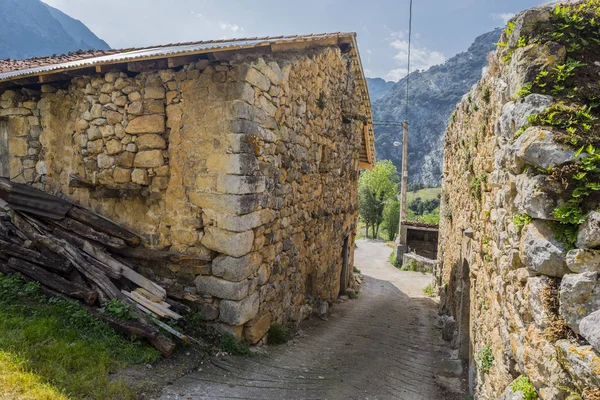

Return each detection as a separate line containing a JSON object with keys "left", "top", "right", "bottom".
{"left": 160, "top": 240, "right": 466, "bottom": 400}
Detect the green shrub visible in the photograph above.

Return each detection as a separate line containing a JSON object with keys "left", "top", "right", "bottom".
{"left": 268, "top": 323, "right": 290, "bottom": 345}
{"left": 423, "top": 284, "right": 435, "bottom": 297}
{"left": 512, "top": 214, "right": 532, "bottom": 228}
{"left": 400, "top": 258, "right": 419, "bottom": 272}
{"left": 389, "top": 252, "right": 401, "bottom": 268}
{"left": 353, "top": 266, "right": 361, "bottom": 274}
{"left": 99, "top": 299, "right": 139, "bottom": 320}
{"left": 219, "top": 333, "right": 251, "bottom": 356}
{"left": 478, "top": 345, "right": 494, "bottom": 374}
{"left": 511, "top": 376, "right": 538, "bottom": 400}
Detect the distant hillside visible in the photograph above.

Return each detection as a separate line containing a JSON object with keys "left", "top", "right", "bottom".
{"left": 372, "top": 29, "right": 502, "bottom": 186}
{"left": 0, "top": 0, "right": 109, "bottom": 60}
{"left": 366, "top": 78, "right": 395, "bottom": 101}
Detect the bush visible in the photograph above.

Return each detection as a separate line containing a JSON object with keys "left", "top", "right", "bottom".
{"left": 510, "top": 376, "right": 538, "bottom": 400}
{"left": 382, "top": 200, "right": 400, "bottom": 241}
{"left": 219, "top": 333, "right": 251, "bottom": 356}
{"left": 478, "top": 345, "right": 494, "bottom": 374}
{"left": 389, "top": 252, "right": 401, "bottom": 268}
{"left": 423, "top": 284, "right": 435, "bottom": 297}
{"left": 267, "top": 323, "right": 290, "bottom": 345}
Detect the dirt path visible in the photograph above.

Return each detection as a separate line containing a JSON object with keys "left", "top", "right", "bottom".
{"left": 159, "top": 239, "right": 466, "bottom": 400}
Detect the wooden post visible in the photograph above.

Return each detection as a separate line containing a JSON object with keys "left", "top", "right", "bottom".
{"left": 396, "top": 120, "right": 409, "bottom": 261}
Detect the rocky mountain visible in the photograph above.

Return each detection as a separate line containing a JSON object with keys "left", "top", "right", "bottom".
{"left": 372, "top": 28, "right": 502, "bottom": 186}
{"left": 0, "top": 0, "right": 110, "bottom": 60}
{"left": 366, "top": 77, "right": 395, "bottom": 101}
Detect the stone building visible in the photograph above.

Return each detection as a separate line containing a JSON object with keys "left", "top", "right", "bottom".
{"left": 0, "top": 33, "right": 375, "bottom": 342}
{"left": 437, "top": 2, "right": 600, "bottom": 399}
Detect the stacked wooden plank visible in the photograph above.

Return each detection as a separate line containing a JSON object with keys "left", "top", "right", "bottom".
{"left": 0, "top": 178, "right": 205, "bottom": 356}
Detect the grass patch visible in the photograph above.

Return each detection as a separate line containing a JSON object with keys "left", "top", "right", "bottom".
{"left": 219, "top": 333, "right": 251, "bottom": 356}
{"left": 406, "top": 187, "right": 442, "bottom": 203}
{"left": 423, "top": 284, "right": 435, "bottom": 297}
{"left": 0, "top": 273, "right": 160, "bottom": 400}
{"left": 267, "top": 323, "right": 290, "bottom": 345}
{"left": 510, "top": 376, "right": 538, "bottom": 400}
{"left": 388, "top": 252, "right": 401, "bottom": 268}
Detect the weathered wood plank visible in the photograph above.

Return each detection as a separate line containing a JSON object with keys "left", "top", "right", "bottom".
{"left": 8, "top": 258, "right": 97, "bottom": 305}
{"left": 0, "top": 238, "right": 71, "bottom": 274}
{"left": 66, "top": 206, "right": 141, "bottom": 246}
{"left": 0, "top": 121, "right": 8, "bottom": 178}
{"left": 49, "top": 217, "right": 126, "bottom": 249}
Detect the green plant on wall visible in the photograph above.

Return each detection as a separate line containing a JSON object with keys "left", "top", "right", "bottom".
{"left": 478, "top": 345, "right": 494, "bottom": 374}
{"left": 511, "top": 376, "right": 538, "bottom": 400}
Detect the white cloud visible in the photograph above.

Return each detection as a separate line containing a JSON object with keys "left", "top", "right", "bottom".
{"left": 384, "top": 36, "right": 446, "bottom": 81}
{"left": 385, "top": 68, "right": 408, "bottom": 81}
{"left": 218, "top": 22, "right": 243, "bottom": 33}
{"left": 492, "top": 13, "right": 515, "bottom": 24}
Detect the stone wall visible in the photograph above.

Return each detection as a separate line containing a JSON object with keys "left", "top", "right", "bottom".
{"left": 0, "top": 44, "right": 365, "bottom": 342}
{"left": 437, "top": 2, "right": 600, "bottom": 399}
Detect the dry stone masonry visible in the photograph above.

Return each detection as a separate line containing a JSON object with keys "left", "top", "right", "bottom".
{"left": 0, "top": 37, "right": 370, "bottom": 344}
{"left": 437, "top": 2, "right": 600, "bottom": 399}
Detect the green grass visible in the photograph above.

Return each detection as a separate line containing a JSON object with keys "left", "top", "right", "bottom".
{"left": 423, "top": 284, "right": 435, "bottom": 297}
{"left": 0, "top": 273, "right": 160, "bottom": 400}
{"left": 406, "top": 187, "right": 441, "bottom": 203}
{"left": 267, "top": 323, "right": 290, "bottom": 345}
{"left": 219, "top": 333, "right": 251, "bottom": 355}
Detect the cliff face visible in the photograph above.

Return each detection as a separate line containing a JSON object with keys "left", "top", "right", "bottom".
{"left": 437, "top": 1, "right": 600, "bottom": 399}
{"left": 372, "top": 29, "right": 501, "bottom": 186}
{"left": 0, "top": 0, "right": 109, "bottom": 60}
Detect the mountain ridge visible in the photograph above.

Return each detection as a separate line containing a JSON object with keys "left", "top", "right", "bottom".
{"left": 370, "top": 28, "right": 502, "bottom": 185}
{"left": 0, "top": 0, "right": 109, "bottom": 61}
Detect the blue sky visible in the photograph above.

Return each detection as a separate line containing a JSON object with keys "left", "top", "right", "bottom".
{"left": 43, "top": 0, "right": 548, "bottom": 80}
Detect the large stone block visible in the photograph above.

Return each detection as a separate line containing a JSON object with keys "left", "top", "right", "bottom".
{"left": 201, "top": 226, "right": 254, "bottom": 258}
{"left": 555, "top": 339, "right": 600, "bottom": 390}
{"left": 188, "top": 192, "right": 260, "bottom": 215}
{"left": 8, "top": 137, "right": 27, "bottom": 157}
{"left": 219, "top": 291, "right": 259, "bottom": 326}
{"left": 515, "top": 174, "right": 563, "bottom": 220}
{"left": 577, "top": 211, "right": 600, "bottom": 249}
{"left": 244, "top": 313, "right": 271, "bottom": 344}
{"left": 526, "top": 276, "right": 554, "bottom": 329}
{"left": 136, "top": 134, "right": 166, "bottom": 150}
{"left": 499, "top": 94, "right": 553, "bottom": 138}
{"left": 195, "top": 275, "right": 249, "bottom": 300}
{"left": 210, "top": 209, "right": 274, "bottom": 232}
{"left": 245, "top": 68, "right": 270, "bottom": 92}
{"left": 559, "top": 272, "right": 600, "bottom": 334}
{"left": 212, "top": 252, "right": 263, "bottom": 282}
{"left": 216, "top": 175, "right": 265, "bottom": 194}
{"left": 519, "top": 220, "right": 569, "bottom": 277}
{"left": 511, "top": 127, "right": 578, "bottom": 170}
{"left": 580, "top": 310, "right": 600, "bottom": 353}
{"left": 566, "top": 249, "right": 600, "bottom": 273}
{"left": 144, "top": 86, "right": 165, "bottom": 100}
{"left": 125, "top": 115, "right": 165, "bottom": 134}
{"left": 206, "top": 154, "right": 258, "bottom": 175}
{"left": 134, "top": 150, "right": 164, "bottom": 168}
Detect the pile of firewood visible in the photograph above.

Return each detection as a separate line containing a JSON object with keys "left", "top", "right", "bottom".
{"left": 0, "top": 178, "right": 206, "bottom": 356}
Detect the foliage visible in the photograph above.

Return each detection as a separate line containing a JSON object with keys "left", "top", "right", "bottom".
{"left": 469, "top": 174, "right": 487, "bottom": 201}
{"left": 510, "top": 376, "right": 538, "bottom": 400}
{"left": 219, "top": 333, "right": 251, "bottom": 356}
{"left": 550, "top": 222, "right": 579, "bottom": 250}
{"left": 527, "top": 103, "right": 596, "bottom": 146}
{"left": 358, "top": 161, "right": 399, "bottom": 239}
{"left": 353, "top": 266, "right": 361, "bottom": 274}
{"left": 389, "top": 252, "right": 401, "bottom": 268}
{"left": 382, "top": 199, "right": 400, "bottom": 241}
{"left": 423, "top": 284, "right": 435, "bottom": 297}
{"left": 478, "top": 345, "right": 494, "bottom": 374}
{"left": 0, "top": 273, "right": 159, "bottom": 400}
{"left": 400, "top": 258, "right": 419, "bottom": 272}
{"left": 407, "top": 197, "right": 440, "bottom": 216}
{"left": 99, "top": 299, "right": 139, "bottom": 321}
{"left": 560, "top": 386, "right": 583, "bottom": 400}
{"left": 267, "top": 323, "right": 290, "bottom": 345}
{"left": 512, "top": 214, "right": 532, "bottom": 228}
{"left": 482, "top": 86, "right": 491, "bottom": 104}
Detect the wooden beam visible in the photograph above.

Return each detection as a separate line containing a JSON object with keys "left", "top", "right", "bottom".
{"left": 360, "top": 161, "right": 374, "bottom": 170}
{"left": 127, "top": 59, "right": 168, "bottom": 73}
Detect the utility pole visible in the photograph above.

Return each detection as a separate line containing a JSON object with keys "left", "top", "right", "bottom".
{"left": 396, "top": 120, "right": 409, "bottom": 261}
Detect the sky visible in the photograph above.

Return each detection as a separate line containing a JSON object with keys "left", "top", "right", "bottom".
{"left": 42, "top": 0, "right": 548, "bottom": 81}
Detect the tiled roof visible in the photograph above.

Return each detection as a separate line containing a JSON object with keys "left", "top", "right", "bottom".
{"left": 0, "top": 50, "right": 118, "bottom": 74}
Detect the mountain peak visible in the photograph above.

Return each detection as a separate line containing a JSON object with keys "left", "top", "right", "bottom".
{"left": 0, "top": 0, "right": 110, "bottom": 60}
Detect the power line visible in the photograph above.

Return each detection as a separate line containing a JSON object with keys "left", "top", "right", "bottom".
{"left": 406, "top": 0, "right": 414, "bottom": 119}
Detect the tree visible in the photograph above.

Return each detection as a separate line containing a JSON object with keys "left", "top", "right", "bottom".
{"left": 382, "top": 199, "right": 400, "bottom": 241}
{"left": 358, "top": 160, "right": 399, "bottom": 239}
